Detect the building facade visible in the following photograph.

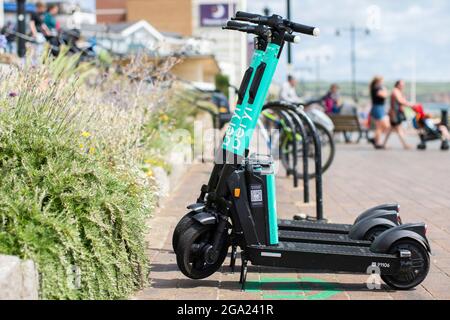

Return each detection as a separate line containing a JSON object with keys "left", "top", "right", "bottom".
{"left": 92, "top": 0, "right": 247, "bottom": 90}
{"left": 96, "top": 0, "right": 126, "bottom": 23}
{"left": 192, "top": 0, "right": 248, "bottom": 88}
{"left": 95, "top": 0, "right": 193, "bottom": 36}
{"left": 0, "top": 0, "right": 4, "bottom": 27}
{"left": 127, "top": 0, "right": 192, "bottom": 36}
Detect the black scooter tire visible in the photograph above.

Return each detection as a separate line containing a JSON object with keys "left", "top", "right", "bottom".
{"left": 172, "top": 212, "right": 196, "bottom": 253}
{"left": 363, "top": 226, "right": 389, "bottom": 242}
{"left": 381, "top": 239, "right": 430, "bottom": 290}
{"left": 176, "top": 223, "right": 229, "bottom": 280}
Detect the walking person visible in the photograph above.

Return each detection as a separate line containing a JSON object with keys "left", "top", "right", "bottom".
{"left": 29, "top": 2, "right": 49, "bottom": 61}
{"left": 369, "top": 76, "right": 389, "bottom": 149}
{"left": 383, "top": 80, "right": 415, "bottom": 149}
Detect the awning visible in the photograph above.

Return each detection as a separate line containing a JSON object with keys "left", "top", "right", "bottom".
{"left": 3, "top": 2, "right": 37, "bottom": 13}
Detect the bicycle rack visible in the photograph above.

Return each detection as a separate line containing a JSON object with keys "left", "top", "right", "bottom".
{"left": 264, "top": 102, "right": 325, "bottom": 222}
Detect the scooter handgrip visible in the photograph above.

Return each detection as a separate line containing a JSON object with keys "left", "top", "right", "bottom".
{"left": 285, "top": 34, "right": 301, "bottom": 44}
{"left": 235, "top": 11, "right": 261, "bottom": 20}
{"left": 289, "top": 22, "right": 320, "bottom": 37}
{"left": 227, "top": 21, "right": 251, "bottom": 29}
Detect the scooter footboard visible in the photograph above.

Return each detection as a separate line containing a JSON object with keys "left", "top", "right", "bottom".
{"left": 246, "top": 242, "right": 401, "bottom": 275}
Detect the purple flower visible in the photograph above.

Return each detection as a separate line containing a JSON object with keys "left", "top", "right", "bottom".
{"left": 9, "top": 92, "right": 18, "bottom": 98}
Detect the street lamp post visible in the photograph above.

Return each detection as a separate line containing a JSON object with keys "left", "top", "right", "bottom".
{"left": 286, "top": 0, "right": 292, "bottom": 72}
{"left": 264, "top": 0, "right": 293, "bottom": 73}
{"left": 17, "top": 0, "right": 26, "bottom": 57}
{"left": 336, "top": 24, "right": 370, "bottom": 102}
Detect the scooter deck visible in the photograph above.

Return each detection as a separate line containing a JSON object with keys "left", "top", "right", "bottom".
{"left": 278, "top": 219, "right": 352, "bottom": 234}
{"left": 278, "top": 230, "right": 370, "bottom": 247}
{"left": 247, "top": 241, "right": 399, "bottom": 274}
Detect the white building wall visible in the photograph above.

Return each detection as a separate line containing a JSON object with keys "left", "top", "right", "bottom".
{"left": 0, "top": 0, "right": 4, "bottom": 27}
{"left": 192, "top": 0, "right": 247, "bottom": 89}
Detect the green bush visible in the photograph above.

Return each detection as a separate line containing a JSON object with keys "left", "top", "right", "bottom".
{"left": 215, "top": 73, "right": 230, "bottom": 98}
{"left": 0, "top": 116, "right": 153, "bottom": 299}
{"left": 142, "top": 92, "right": 199, "bottom": 173}
{"left": 0, "top": 54, "right": 178, "bottom": 299}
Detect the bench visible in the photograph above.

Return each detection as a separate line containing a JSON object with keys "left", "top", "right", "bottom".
{"left": 329, "top": 114, "right": 367, "bottom": 143}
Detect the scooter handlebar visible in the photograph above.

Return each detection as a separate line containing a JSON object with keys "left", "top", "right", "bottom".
{"left": 235, "top": 11, "right": 261, "bottom": 20}
{"left": 287, "top": 21, "right": 320, "bottom": 37}
{"left": 234, "top": 11, "right": 320, "bottom": 37}
{"left": 226, "top": 21, "right": 250, "bottom": 29}
{"left": 285, "top": 34, "right": 301, "bottom": 44}
{"left": 224, "top": 21, "right": 300, "bottom": 44}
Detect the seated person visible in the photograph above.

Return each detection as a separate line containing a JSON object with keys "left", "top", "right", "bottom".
{"left": 413, "top": 105, "right": 449, "bottom": 150}
{"left": 280, "top": 75, "right": 302, "bottom": 104}
{"left": 323, "top": 84, "right": 342, "bottom": 115}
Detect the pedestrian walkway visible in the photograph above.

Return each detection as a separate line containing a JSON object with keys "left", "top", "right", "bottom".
{"left": 134, "top": 141, "right": 450, "bottom": 300}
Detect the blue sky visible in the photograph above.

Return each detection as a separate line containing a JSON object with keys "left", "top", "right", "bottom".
{"left": 248, "top": 0, "right": 450, "bottom": 83}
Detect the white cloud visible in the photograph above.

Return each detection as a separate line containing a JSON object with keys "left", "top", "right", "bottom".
{"left": 248, "top": 0, "right": 450, "bottom": 81}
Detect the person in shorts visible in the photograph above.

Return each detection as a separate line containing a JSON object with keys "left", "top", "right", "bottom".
{"left": 29, "top": 2, "right": 50, "bottom": 60}
{"left": 369, "top": 76, "right": 389, "bottom": 149}
{"left": 383, "top": 80, "right": 415, "bottom": 150}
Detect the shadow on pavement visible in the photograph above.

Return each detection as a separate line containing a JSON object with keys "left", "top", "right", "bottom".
{"left": 150, "top": 276, "right": 393, "bottom": 293}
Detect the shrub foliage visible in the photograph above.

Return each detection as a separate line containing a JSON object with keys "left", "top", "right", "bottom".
{"left": 0, "top": 54, "right": 183, "bottom": 299}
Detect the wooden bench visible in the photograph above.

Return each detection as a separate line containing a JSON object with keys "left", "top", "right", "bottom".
{"left": 329, "top": 114, "right": 367, "bottom": 143}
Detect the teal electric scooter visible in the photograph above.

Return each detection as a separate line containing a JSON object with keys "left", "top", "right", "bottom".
{"left": 174, "top": 12, "right": 430, "bottom": 290}
{"left": 173, "top": 22, "right": 401, "bottom": 251}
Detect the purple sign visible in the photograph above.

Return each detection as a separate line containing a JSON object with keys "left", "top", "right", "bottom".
{"left": 200, "top": 4, "right": 236, "bottom": 27}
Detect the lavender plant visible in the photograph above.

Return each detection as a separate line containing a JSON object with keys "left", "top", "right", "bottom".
{"left": 0, "top": 53, "right": 193, "bottom": 299}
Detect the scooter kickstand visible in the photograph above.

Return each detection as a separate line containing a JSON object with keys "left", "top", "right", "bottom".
{"left": 230, "top": 245, "right": 237, "bottom": 273}
{"left": 239, "top": 258, "right": 248, "bottom": 291}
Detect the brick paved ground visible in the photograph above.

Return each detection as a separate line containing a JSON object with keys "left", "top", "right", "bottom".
{"left": 134, "top": 136, "right": 450, "bottom": 300}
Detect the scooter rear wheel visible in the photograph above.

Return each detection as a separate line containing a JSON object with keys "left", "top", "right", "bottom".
{"left": 176, "top": 223, "right": 229, "bottom": 280}
{"left": 364, "top": 226, "right": 389, "bottom": 242}
{"left": 172, "top": 212, "right": 196, "bottom": 252}
{"left": 381, "top": 239, "right": 430, "bottom": 290}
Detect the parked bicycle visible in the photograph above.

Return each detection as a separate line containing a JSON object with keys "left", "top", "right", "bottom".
{"left": 261, "top": 100, "right": 335, "bottom": 180}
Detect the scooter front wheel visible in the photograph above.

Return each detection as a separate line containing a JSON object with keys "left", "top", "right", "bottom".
{"left": 172, "top": 212, "right": 196, "bottom": 253}
{"left": 176, "top": 222, "right": 229, "bottom": 280}
{"left": 381, "top": 239, "right": 430, "bottom": 290}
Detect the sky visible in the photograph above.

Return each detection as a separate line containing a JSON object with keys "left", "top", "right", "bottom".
{"left": 247, "top": 0, "right": 450, "bottom": 83}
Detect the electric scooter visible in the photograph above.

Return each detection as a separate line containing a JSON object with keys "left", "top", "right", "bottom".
{"left": 172, "top": 23, "right": 400, "bottom": 251}
{"left": 258, "top": 102, "right": 402, "bottom": 247}
{"left": 174, "top": 12, "right": 431, "bottom": 290}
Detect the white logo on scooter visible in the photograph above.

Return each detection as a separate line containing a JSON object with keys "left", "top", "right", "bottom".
{"left": 366, "top": 263, "right": 382, "bottom": 290}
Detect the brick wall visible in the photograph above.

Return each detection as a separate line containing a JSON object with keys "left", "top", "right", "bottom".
{"left": 96, "top": 0, "right": 127, "bottom": 23}
{"left": 126, "top": 0, "right": 192, "bottom": 36}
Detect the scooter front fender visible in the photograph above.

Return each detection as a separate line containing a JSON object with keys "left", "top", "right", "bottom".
{"left": 192, "top": 212, "right": 218, "bottom": 226}
{"left": 187, "top": 203, "right": 206, "bottom": 212}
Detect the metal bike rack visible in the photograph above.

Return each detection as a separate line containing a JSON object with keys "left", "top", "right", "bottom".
{"left": 265, "top": 102, "right": 324, "bottom": 221}
{"left": 261, "top": 105, "right": 309, "bottom": 202}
